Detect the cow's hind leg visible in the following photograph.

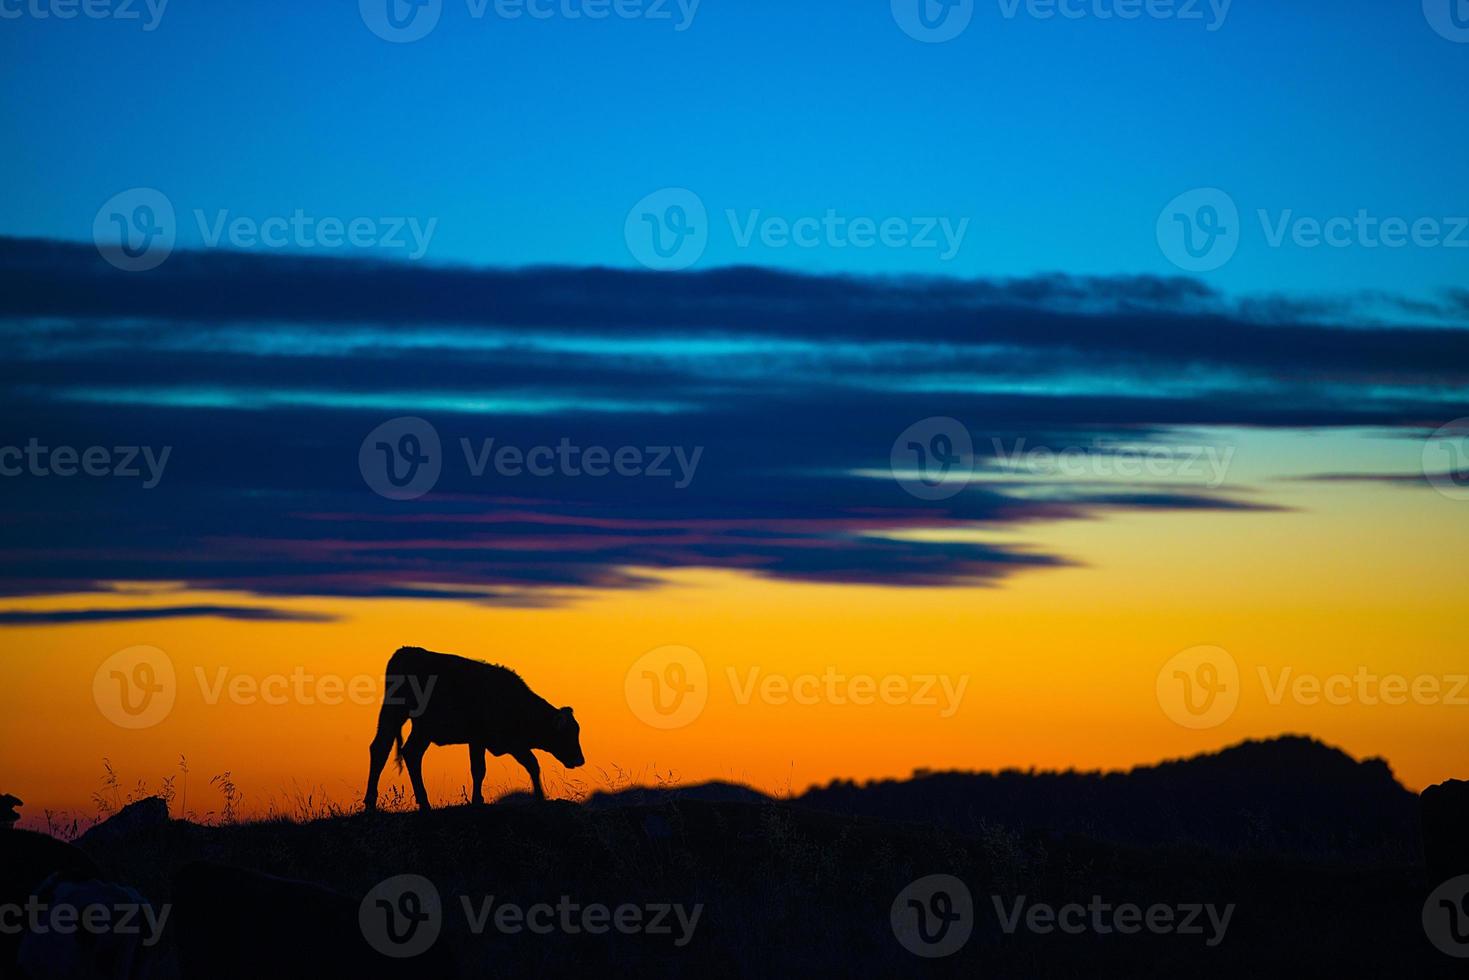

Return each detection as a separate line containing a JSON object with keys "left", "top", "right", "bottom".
{"left": 364, "top": 701, "right": 408, "bottom": 810}
{"left": 470, "top": 744, "right": 487, "bottom": 805}
{"left": 402, "top": 728, "right": 433, "bottom": 811}
{"left": 512, "top": 749, "right": 545, "bottom": 801}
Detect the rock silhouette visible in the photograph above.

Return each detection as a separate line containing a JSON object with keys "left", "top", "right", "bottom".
{"left": 0, "top": 793, "right": 19, "bottom": 829}
{"left": 1421, "top": 778, "right": 1469, "bottom": 886}
{"left": 78, "top": 796, "right": 169, "bottom": 847}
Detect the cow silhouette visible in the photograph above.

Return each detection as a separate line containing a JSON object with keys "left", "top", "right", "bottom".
{"left": 365, "top": 646, "right": 585, "bottom": 811}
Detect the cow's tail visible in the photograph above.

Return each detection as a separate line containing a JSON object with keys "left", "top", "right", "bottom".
{"left": 392, "top": 728, "right": 406, "bottom": 773}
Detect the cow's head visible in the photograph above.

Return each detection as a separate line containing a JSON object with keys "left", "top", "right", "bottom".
{"left": 547, "top": 706, "right": 585, "bottom": 768}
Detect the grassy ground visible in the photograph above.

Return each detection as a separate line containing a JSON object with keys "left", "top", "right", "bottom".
{"left": 61, "top": 797, "right": 1455, "bottom": 978}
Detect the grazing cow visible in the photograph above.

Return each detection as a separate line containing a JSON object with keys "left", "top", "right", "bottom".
{"left": 364, "top": 646, "right": 585, "bottom": 811}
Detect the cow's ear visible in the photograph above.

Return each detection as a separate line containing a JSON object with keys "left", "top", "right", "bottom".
{"left": 557, "top": 706, "right": 574, "bottom": 729}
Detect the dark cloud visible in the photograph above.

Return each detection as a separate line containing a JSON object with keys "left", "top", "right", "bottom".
{"left": 0, "top": 605, "right": 337, "bottom": 626}
{"left": 0, "top": 237, "right": 1463, "bottom": 605}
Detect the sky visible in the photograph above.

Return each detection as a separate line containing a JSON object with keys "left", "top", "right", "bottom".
{"left": 0, "top": 0, "right": 1467, "bottom": 820}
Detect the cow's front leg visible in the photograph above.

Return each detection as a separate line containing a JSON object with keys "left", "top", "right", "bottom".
{"left": 512, "top": 749, "right": 544, "bottom": 801}
{"left": 469, "top": 743, "right": 487, "bottom": 805}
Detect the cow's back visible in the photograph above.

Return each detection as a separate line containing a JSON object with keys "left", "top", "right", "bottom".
{"left": 387, "top": 646, "right": 545, "bottom": 750}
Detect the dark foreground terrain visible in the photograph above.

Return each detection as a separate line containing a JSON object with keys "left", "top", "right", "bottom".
{"left": 3, "top": 737, "right": 1463, "bottom": 978}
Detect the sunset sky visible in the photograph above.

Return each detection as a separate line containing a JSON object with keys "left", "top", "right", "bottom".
{"left": 1, "top": 1, "right": 1466, "bottom": 822}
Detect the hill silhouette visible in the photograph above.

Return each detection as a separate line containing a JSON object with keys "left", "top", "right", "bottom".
{"left": 3, "top": 736, "right": 1456, "bottom": 977}
{"left": 581, "top": 736, "right": 1421, "bottom": 861}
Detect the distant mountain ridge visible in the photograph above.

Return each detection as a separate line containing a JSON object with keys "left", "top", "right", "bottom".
{"left": 586, "top": 736, "right": 1421, "bottom": 861}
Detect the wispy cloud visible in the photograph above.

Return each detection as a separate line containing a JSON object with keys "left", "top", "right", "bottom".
{"left": 0, "top": 605, "right": 338, "bottom": 626}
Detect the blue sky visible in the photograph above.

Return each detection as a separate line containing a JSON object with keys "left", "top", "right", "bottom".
{"left": 0, "top": 2, "right": 1466, "bottom": 612}
{"left": 2, "top": 0, "right": 1467, "bottom": 300}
